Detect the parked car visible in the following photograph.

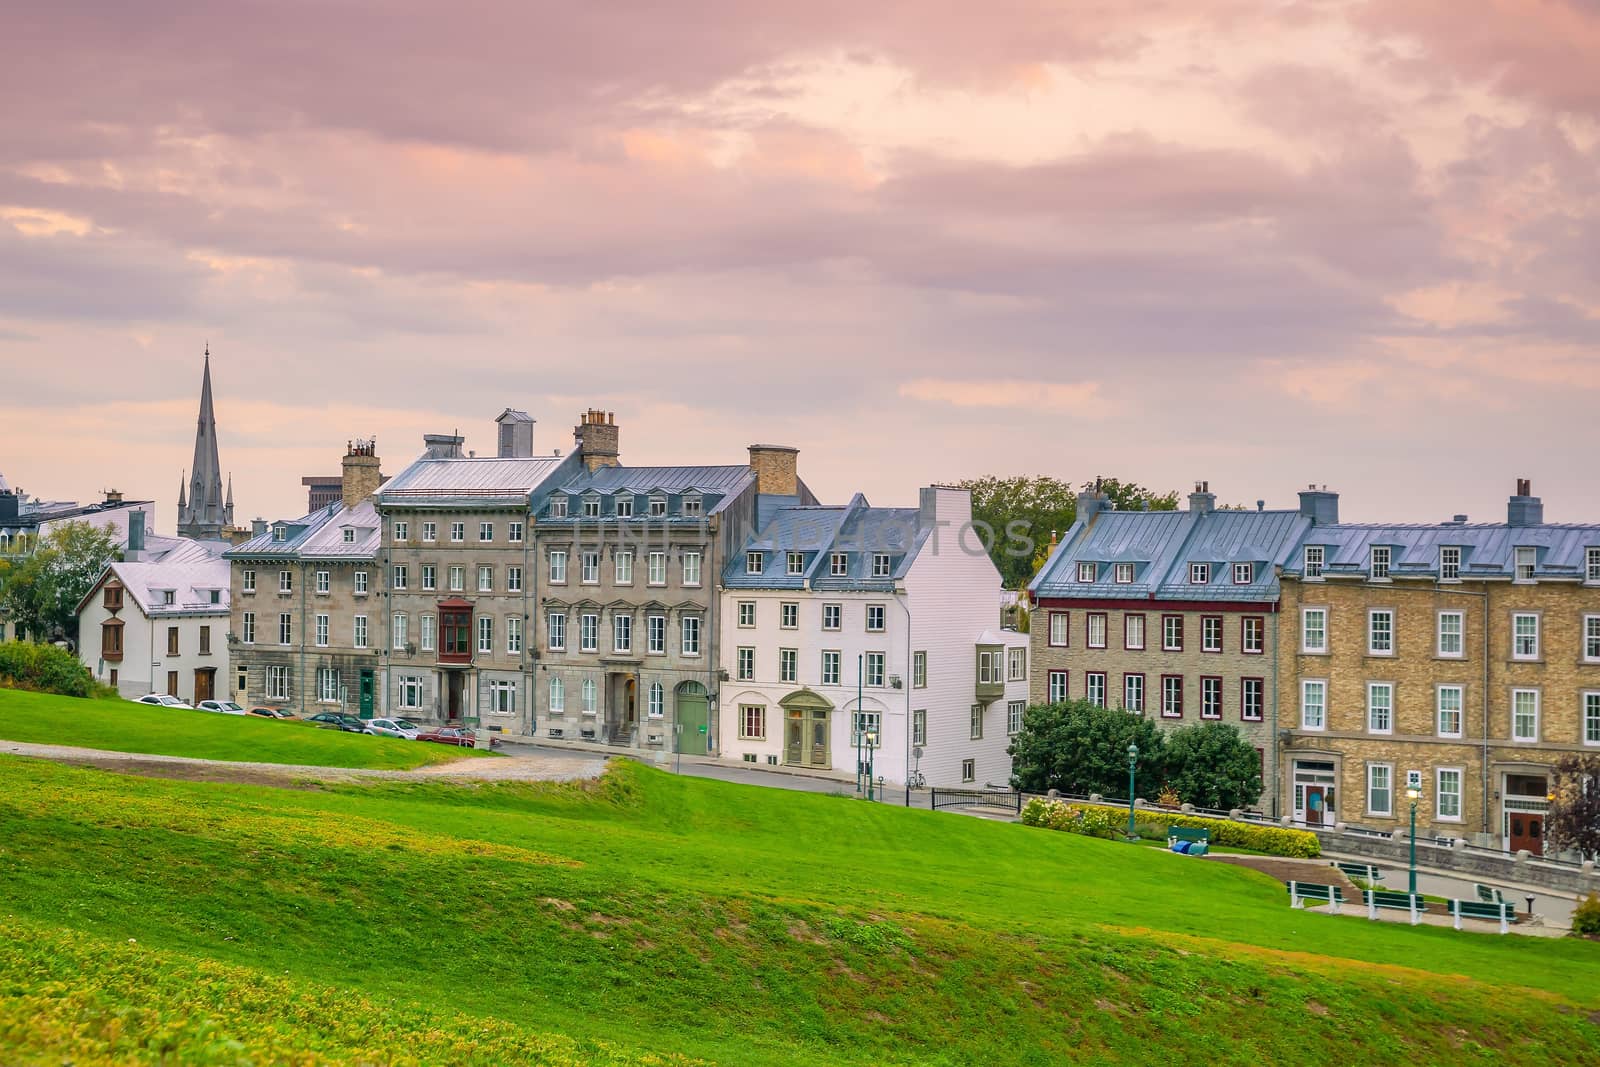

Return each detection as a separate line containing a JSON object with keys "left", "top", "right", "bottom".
{"left": 305, "top": 711, "right": 369, "bottom": 733}
{"left": 364, "top": 718, "right": 420, "bottom": 740}
{"left": 248, "top": 706, "right": 297, "bottom": 719}
{"left": 416, "top": 726, "right": 500, "bottom": 750}
{"left": 196, "top": 700, "right": 247, "bottom": 716}
{"left": 131, "top": 694, "right": 192, "bottom": 709}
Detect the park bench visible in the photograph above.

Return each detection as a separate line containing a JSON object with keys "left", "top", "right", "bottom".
{"left": 1286, "top": 881, "right": 1346, "bottom": 915}
{"left": 1364, "top": 889, "right": 1424, "bottom": 925}
{"left": 1167, "top": 826, "right": 1210, "bottom": 855}
{"left": 1448, "top": 898, "right": 1518, "bottom": 935}
{"left": 1473, "top": 884, "right": 1506, "bottom": 905}
{"left": 1330, "top": 860, "right": 1383, "bottom": 883}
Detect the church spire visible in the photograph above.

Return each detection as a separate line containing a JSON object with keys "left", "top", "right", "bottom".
{"left": 178, "top": 348, "right": 227, "bottom": 540}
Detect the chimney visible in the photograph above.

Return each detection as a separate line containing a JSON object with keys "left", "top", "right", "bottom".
{"left": 104, "top": 488, "right": 123, "bottom": 505}
{"left": 496, "top": 409, "right": 535, "bottom": 458}
{"left": 126, "top": 510, "right": 146, "bottom": 561}
{"left": 573, "top": 410, "right": 620, "bottom": 471}
{"left": 1188, "top": 480, "right": 1216, "bottom": 515}
{"left": 252, "top": 517, "right": 267, "bottom": 538}
{"left": 423, "top": 433, "right": 464, "bottom": 460}
{"left": 1507, "top": 478, "right": 1543, "bottom": 526}
{"left": 1297, "top": 484, "right": 1339, "bottom": 525}
{"left": 748, "top": 444, "right": 799, "bottom": 496}
{"left": 0, "top": 490, "right": 18, "bottom": 525}
{"left": 1076, "top": 479, "right": 1110, "bottom": 528}
{"left": 342, "top": 438, "right": 383, "bottom": 508}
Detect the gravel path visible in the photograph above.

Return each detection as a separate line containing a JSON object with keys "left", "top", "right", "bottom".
{"left": 0, "top": 739, "right": 607, "bottom": 788}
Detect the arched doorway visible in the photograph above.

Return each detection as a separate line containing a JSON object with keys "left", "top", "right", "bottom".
{"left": 676, "top": 681, "right": 709, "bottom": 755}
{"left": 779, "top": 689, "right": 833, "bottom": 769}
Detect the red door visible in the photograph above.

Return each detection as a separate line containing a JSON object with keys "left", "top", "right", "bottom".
{"left": 1304, "top": 786, "right": 1327, "bottom": 827}
{"left": 1507, "top": 814, "right": 1544, "bottom": 856}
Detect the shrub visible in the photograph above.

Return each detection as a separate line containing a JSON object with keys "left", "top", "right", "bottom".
{"left": 1572, "top": 892, "right": 1600, "bottom": 938}
{"left": 0, "top": 641, "right": 102, "bottom": 698}
{"left": 1021, "top": 799, "right": 1320, "bottom": 858}
{"left": 1019, "top": 798, "right": 1123, "bottom": 839}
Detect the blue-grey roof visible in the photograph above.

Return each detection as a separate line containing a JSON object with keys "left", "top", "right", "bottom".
{"left": 225, "top": 505, "right": 338, "bottom": 560}
{"left": 537, "top": 464, "right": 757, "bottom": 521}
{"left": 724, "top": 494, "right": 929, "bottom": 590}
{"left": 1287, "top": 522, "right": 1600, "bottom": 581}
{"left": 378, "top": 455, "right": 569, "bottom": 506}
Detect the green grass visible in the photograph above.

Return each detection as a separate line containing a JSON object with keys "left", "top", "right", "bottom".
{"left": 0, "top": 688, "right": 481, "bottom": 769}
{"left": 1, "top": 755, "right": 1598, "bottom": 1065}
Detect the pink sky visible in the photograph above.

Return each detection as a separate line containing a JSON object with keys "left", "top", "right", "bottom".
{"left": 2, "top": 1, "right": 1597, "bottom": 531}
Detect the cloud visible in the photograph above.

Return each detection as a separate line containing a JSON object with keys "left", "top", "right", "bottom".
{"left": 900, "top": 378, "right": 1108, "bottom": 414}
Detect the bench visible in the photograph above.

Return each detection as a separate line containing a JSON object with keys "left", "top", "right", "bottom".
{"left": 1168, "top": 827, "right": 1210, "bottom": 855}
{"left": 1449, "top": 899, "right": 1518, "bottom": 935}
{"left": 1331, "top": 860, "right": 1383, "bottom": 883}
{"left": 1287, "top": 881, "right": 1346, "bottom": 914}
{"left": 1364, "top": 889, "right": 1424, "bottom": 925}
{"left": 1473, "top": 884, "right": 1506, "bottom": 905}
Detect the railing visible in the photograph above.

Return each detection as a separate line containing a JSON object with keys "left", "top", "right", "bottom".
{"left": 931, "top": 788, "right": 1023, "bottom": 814}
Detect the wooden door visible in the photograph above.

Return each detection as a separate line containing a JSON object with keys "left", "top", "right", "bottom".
{"left": 1507, "top": 814, "right": 1544, "bottom": 856}
{"left": 1304, "top": 786, "right": 1326, "bottom": 827}
{"left": 808, "top": 710, "right": 829, "bottom": 767}
{"left": 785, "top": 711, "right": 803, "bottom": 764}
{"left": 195, "top": 669, "right": 214, "bottom": 703}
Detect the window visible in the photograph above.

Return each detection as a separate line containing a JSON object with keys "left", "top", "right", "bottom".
{"left": 579, "top": 613, "right": 598, "bottom": 652}
{"left": 354, "top": 615, "right": 368, "bottom": 648}
{"left": 505, "top": 616, "right": 523, "bottom": 654}
{"left": 1585, "top": 692, "right": 1600, "bottom": 746}
{"left": 1512, "top": 688, "right": 1539, "bottom": 741}
{"left": 1189, "top": 562, "right": 1210, "bottom": 585}
{"left": 1241, "top": 678, "right": 1263, "bottom": 721}
{"left": 422, "top": 565, "right": 436, "bottom": 591}
{"left": 162, "top": 589, "right": 175, "bottom": 606}
{"left": 315, "top": 570, "right": 330, "bottom": 595}
{"left": 745, "top": 551, "right": 763, "bottom": 575}
{"left": 1077, "top": 562, "right": 1096, "bottom": 583}
{"left": 614, "top": 497, "right": 632, "bottom": 519}
{"left": 864, "top": 652, "right": 884, "bottom": 687}
{"left": 549, "top": 677, "right": 565, "bottom": 713}
{"left": 1304, "top": 545, "right": 1324, "bottom": 579}
{"left": 318, "top": 667, "right": 339, "bottom": 703}
{"left": 1048, "top": 671, "right": 1067, "bottom": 703}
{"left": 399, "top": 675, "right": 422, "bottom": 710}
{"left": 1200, "top": 677, "right": 1222, "bottom": 719}
{"left": 681, "top": 551, "right": 702, "bottom": 587}
{"left": 422, "top": 521, "right": 437, "bottom": 542}
{"left": 648, "top": 552, "right": 667, "bottom": 585}
{"left": 852, "top": 710, "right": 881, "bottom": 748}
{"left": 1240, "top": 616, "right": 1264, "bottom": 655}
{"left": 166, "top": 626, "right": 179, "bottom": 656}
{"left": 391, "top": 565, "right": 408, "bottom": 591}
{"left": 1087, "top": 613, "right": 1107, "bottom": 649}
{"left": 779, "top": 648, "right": 797, "bottom": 683}
{"left": 315, "top": 613, "right": 329, "bottom": 647}
{"left": 583, "top": 496, "right": 601, "bottom": 518}
{"left": 1125, "top": 614, "right": 1145, "bottom": 651}
{"left": 1512, "top": 613, "right": 1539, "bottom": 660}
{"left": 681, "top": 615, "right": 701, "bottom": 656}
{"left": 822, "top": 650, "right": 841, "bottom": 685}
{"left": 242, "top": 612, "right": 255, "bottom": 644}
{"left": 1048, "top": 612, "right": 1068, "bottom": 647}
{"left": 613, "top": 551, "right": 632, "bottom": 585}
{"left": 582, "top": 678, "right": 597, "bottom": 713}
{"left": 1162, "top": 615, "right": 1183, "bottom": 652}
{"left": 489, "top": 680, "right": 515, "bottom": 714}
{"left": 1440, "top": 545, "right": 1460, "bottom": 581}
{"left": 1370, "top": 545, "right": 1390, "bottom": 580}
{"left": 822, "top": 604, "right": 841, "bottom": 631}
{"left": 1086, "top": 672, "right": 1107, "bottom": 708}
{"left": 241, "top": 569, "right": 256, "bottom": 594}
{"left": 1233, "top": 562, "right": 1253, "bottom": 585}
{"left": 1301, "top": 680, "right": 1326, "bottom": 730}
{"left": 647, "top": 615, "right": 665, "bottom": 654}
{"left": 978, "top": 649, "right": 1003, "bottom": 685}
{"left": 1123, "top": 674, "right": 1144, "bottom": 713}
{"left": 508, "top": 522, "right": 523, "bottom": 543}
{"left": 1201, "top": 615, "right": 1222, "bottom": 653}
{"left": 549, "top": 497, "right": 568, "bottom": 519}
{"left": 547, "top": 612, "right": 566, "bottom": 651}
{"left": 913, "top": 709, "right": 927, "bottom": 746}
{"left": 1301, "top": 608, "right": 1327, "bottom": 653}
{"left": 476, "top": 616, "right": 493, "bottom": 655}
{"left": 865, "top": 604, "right": 884, "bottom": 632}
{"left": 1367, "top": 764, "right": 1393, "bottom": 816}
{"left": 580, "top": 551, "right": 599, "bottom": 584}
{"left": 1587, "top": 615, "right": 1600, "bottom": 662}
{"left": 420, "top": 614, "right": 435, "bottom": 652}
{"left": 740, "top": 705, "right": 766, "bottom": 740}
{"left": 782, "top": 603, "right": 800, "bottom": 629}
{"left": 610, "top": 614, "right": 629, "bottom": 654}
{"left": 737, "top": 647, "right": 755, "bottom": 681}
{"left": 1368, "top": 609, "right": 1393, "bottom": 655}
{"left": 1007, "top": 700, "right": 1025, "bottom": 735}
{"left": 737, "top": 602, "right": 756, "bottom": 628}
{"left": 1589, "top": 547, "right": 1600, "bottom": 583}
{"left": 1114, "top": 562, "right": 1134, "bottom": 584}
{"left": 274, "top": 527, "right": 287, "bottom": 543}
{"left": 1008, "top": 647, "right": 1026, "bottom": 681}
{"left": 970, "top": 704, "right": 984, "bottom": 740}
{"left": 266, "top": 665, "right": 289, "bottom": 700}
{"left": 787, "top": 552, "right": 804, "bottom": 576}
{"left": 279, "top": 613, "right": 293, "bottom": 645}
{"left": 829, "top": 552, "right": 848, "bottom": 577}
{"left": 646, "top": 681, "right": 664, "bottom": 718}
{"left": 342, "top": 529, "right": 354, "bottom": 544}
{"left": 549, "top": 550, "right": 567, "bottom": 584}
{"left": 478, "top": 565, "right": 493, "bottom": 593}
{"left": 354, "top": 570, "right": 368, "bottom": 596}
{"left": 447, "top": 566, "right": 463, "bottom": 592}
{"left": 1426, "top": 768, "right": 1463, "bottom": 823}
{"left": 961, "top": 759, "right": 975, "bottom": 783}
{"left": 278, "top": 569, "right": 293, "bottom": 594}
{"left": 507, "top": 566, "right": 523, "bottom": 593}
{"left": 872, "top": 553, "right": 891, "bottom": 577}
{"left": 450, "top": 521, "right": 465, "bottom": 543}
{"left": 1367, "top": 682, "right": 1393, "bottom": 733}
{"left": 682, "top": 494, "right": 702, "bottom": 518}
{"left": 1438, "top": 685, "right": 1463, "bottom": 737}
{"left": 394, "top": 520, "right": 408, "bottom": 542}
{"left": 100, "top": 621, "right": 123, "bottom": 656}
{"left": 912, "top": 651, "right": 926, "bottom": 688}
{"left": 1161, "top": 675, "right": 1183, "bottom": 718}
{"left": 1515, "top": 546, "right": 1536, "bottom": 582}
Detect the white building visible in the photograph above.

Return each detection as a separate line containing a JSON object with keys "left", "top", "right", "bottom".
{"left": 717, "top": 486, "right": 1028, "bottom": 788}
{"left": 76, "top": 531, "right": 230, "bottom": 702}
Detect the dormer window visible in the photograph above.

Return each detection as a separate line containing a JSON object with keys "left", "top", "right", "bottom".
{"left": 1370, "top": 545, "right": 1391, "bottom": 580}
{"left": 343, "top": 528, "right": 355, "bottom": 543}
{"left": 830, "top": 552, "right": 849, "bottom": 577}
{"left": 1588, "top": 547, "right": 1600, "bottom": 583}
{"left": 1114, "top": 563, "right": 1134, "bottom": 584}
{"left": 683, "top": 493, "right": 703, "bottom": 518}
{"left": 1440, "top": 545, "right": 1461, "bottom": 581}
{"left": 1515, "top": 546, "right": 1536, "bottom": 582}
{"left": 1304, "top": 545, "right": 1324, "bottom": 579}
{"left": 615, "top": 495, "right": 632, "bottom": 518}
{"left": 582, "top": 495, "right": 601, "bottom": 518}
{"left": 1190, "top": 562, "right": 1210, "bottom": 585}
{"left": 649, "top": 495, "right": 667, "bottom": 517}
{"left": 1233, "top": 563, "right": 1253, "bottom": 585}
{"left": 549, "top": 495, "right": 568, "bottom": 519}
{"left": 746, "top": 551, "right": 763, "bottom": 575}
{"left": 872, "top": 553, "right": 892, "bottom": 578}
{"left": 787, "top": 551, "right": 805, "bottom": 576}
{"left": 273, "top": 526, "right": 287, "bottom": 542}
{"left": 1077, "top": 562, "right": 1096, "bottom": 583}
{"left": 162, "top": 590, "right": 175, "bottom": 605}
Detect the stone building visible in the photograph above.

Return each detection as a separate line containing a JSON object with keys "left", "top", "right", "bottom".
{"left": 1277, "top": 480, "right": 1600, "bottom": 854}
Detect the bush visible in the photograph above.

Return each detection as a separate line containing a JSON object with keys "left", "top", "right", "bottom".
{"left": 1020, "top": 798, "right": 1123, "bottom": 839}
{"left": 1020, "top": 798, "right": 1320, "bottom": 858}
{"left": 0, "top": 641, "right": 103, "bottom": 698}
{"left": 1572, "top": 892, "right": 1600, "bottom": 938}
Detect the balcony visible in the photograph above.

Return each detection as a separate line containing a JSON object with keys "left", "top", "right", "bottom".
{"left": 437, "top": 598, "right": 473, "bottom": 665}
{"left": 975, "top": 645, "right": 1004, "bottom": 703}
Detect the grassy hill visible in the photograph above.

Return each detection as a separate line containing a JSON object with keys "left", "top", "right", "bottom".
{"left": 0, "top": 688, "right": 481, "bottom": 769}
{"left": 1, "top": 753, "right": 1597, "bottom": 1065}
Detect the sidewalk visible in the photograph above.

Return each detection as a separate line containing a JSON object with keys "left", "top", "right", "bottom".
{"left": 1320, "top": 848, "right": 1581, "bottom": 928}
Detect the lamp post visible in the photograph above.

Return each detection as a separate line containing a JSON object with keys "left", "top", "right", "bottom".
{"left": 1405, "top": 786, "right": 1421, "bottom": 896}
{"left": 865, "top": 730, "right": 878, "bottom": 801}
{"left": 1127, "top": 742, "right": 1139, "bottom": 838}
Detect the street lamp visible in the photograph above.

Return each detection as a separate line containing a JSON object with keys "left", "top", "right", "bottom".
{"left": 1405, "top": 786, "right": 1422, "bottom": 895}
{"left": 865, "top": 730, "right": 879, "bottom": 801}
{"left": 1127, "top": 742, "right": 1139, "bottom": 838}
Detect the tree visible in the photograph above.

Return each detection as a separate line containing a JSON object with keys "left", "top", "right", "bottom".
{"left": 1162, "top": 722, "right": 1264, "bottom": 810}
{"left": 0, "top": 521, "right": 120, "bottom": 645}
{"left": 1008, "top": 700, "right": 1167, "bottom": 798}
{"left": 1547, "top": 753, "right": 1600, "bottom": 859}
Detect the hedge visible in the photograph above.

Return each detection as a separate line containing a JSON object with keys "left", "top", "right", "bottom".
{"left": 1021, "top": 797, "right": 1321, "bottom": 858}
{"left": 0, "top": 641, "right": 103, "bottom": 698}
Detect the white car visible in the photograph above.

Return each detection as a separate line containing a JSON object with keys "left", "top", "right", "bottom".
{"left": 364, "top": 718, "right": 421, "bottom": 740}
{"left": 131, "top": 694, "right": 192, "bottom": 709}
{"left": 196, "top": 700, "right": 247, "bottom": 716}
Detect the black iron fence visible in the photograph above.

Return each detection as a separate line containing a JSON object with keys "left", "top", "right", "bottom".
{"left": 930, "top": 787, "right": 1023, "bottom": 814}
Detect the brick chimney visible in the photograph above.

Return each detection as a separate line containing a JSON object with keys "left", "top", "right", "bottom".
{"left": 574, "top": 410, "right": 620, "bottom": 471}
{"left": 748, "top": 444, "right": 799, "bottom": 495}
{"left": 342, "top": 439, "right": 383, "bottom": 508}
{"left": 1507, "top": 478, "right": 1543, "bottom": 526}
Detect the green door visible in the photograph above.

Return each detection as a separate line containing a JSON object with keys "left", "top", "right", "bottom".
{"left": 359, "top": 670, "right": 375, "bottom": 719}
{"left": 677, "top": 692, "right": 709, "bottom": 756}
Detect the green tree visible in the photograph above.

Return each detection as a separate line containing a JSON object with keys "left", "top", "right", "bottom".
{"left": 1008, "top": 700, "right": 1167, "bottom": 798}
{"left": 1162, "top": 722, "right": 1264, "bottom": 810}
{"left": 0, "top": 521, "right": 120, "bottom": 645}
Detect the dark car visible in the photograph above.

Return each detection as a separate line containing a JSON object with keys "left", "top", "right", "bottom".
{"left": 306, "top": 711, "right": 369, "bottom": 733}
{"left": 247, "top": 706, "right": 296, "bottom": 719}
{"left": 416, "top": 726, "right": 500, "bottom": 750}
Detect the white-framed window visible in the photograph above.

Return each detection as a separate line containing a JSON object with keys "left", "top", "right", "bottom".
{"left": 1512, "top": 613, "right": 1539, "bottom": 660}
{"left": 822, "top": 650, "right": 840, "bottom": 685}
{"left": 1125, "top": 614, "right": 1145, "bottom": 651}
{"left": 1437, "top": 610, "right": 1464, "bottom": 657}
{"left": 1162, "top": 615, "right": 1183, "bottom": 652}
{"left": 646, "top": 495, "right": 666, "bottom": 518}
{"left": 1367, "top": 763, "right": 1393, "bottom": 816}
{"left": 787, "top": 551, "right": 805, "bottom": 576}
{"left": 1301, "top": 608, "right": 1327, "bottom": 653}
{"left": 745, "top": 551, "right": 763, "bottom": 575}
{"left": 579, "top": 613, "right": 598, "bottom": 653}
{"left": 549, "top": 496, "right": 568, "bottom": 519}
{"left": 961, "top": 759, "right": 975, "bottom": 784}
{"left": 476, "top": 616, "right": 493, "bottom": 655}
{"left": 1200, "top": 676, "right": 1221, "bottom": 719}
{"left": 278, "top": 569, "right": 293, "bottom": 594}
{"left": 1367, "top": 609, "right": 1394, "bottom": 655}
{"left": 1370, "top": 545, "right": 1390, "bottom": 580}
{"left": 1301, "top": 680, "right": 1326, "bottom": 730}
{"left": 1007, "top": 700, "right": 1025, "bottom": 735}
{"left": 1086, "top": 672, "right": 1107, "bottom": 708}
{"left": 1588, "top": 547, "right": 1600, "bottom": 583}
{"left": 681, "top": 615, "right": 701, "bottom": 656}
{"left": 865, "top": 604, "right": 884, "bottom": 632}
{"left": 864, "top": 652, "right": 885, "bottom": 687}
{"left": 266, "top": 665, "right": 289, "bottom": 700}
{"left": 1436, "top": 768, "right": 1463, "bottom": 821}
{"left": 422, "top": 521, "right": 437, "bottom": 542}
{"left": 1008, "top": 647, "right": 1026, "bottom": 681}
{"left": 1437, "top": 685, "right": 1463, "bottom": 738}
{"left": 1087, "top": 613, "right": 1107, "bottom": 650}
{"left": 978, "top": 650, "right": 1003, "bottom": 685}
{"left": 582, "top": 495, "right": 601, "bottom": 518}
{"left": 1515, "top": 546, "right": 1536, "bottom": 582}
{"left": 354, "top": 570, "right": 368, "bottom": 595}
{"left": 582, "top": 677, "right": 597, "bottom": 714}
{"left": 353, "top": 615, "right": 367, "bottom": 648}
{"left": 736, "top": 647, "right": 755, "bottom": 681}
{"left": 1077, "top": 561, "right": 1096, "bottom": 583}
{"left": 1242, "top": 616, "right": 1264, "bottom": 654}
{"left": 478, "top": 565, "right": 493, "bottom": 593}
{"left": 1241, "top": 677, "right": 1263, "bottom": 721}
{"left": 421, "top": 564, "right": 436, "bottom": 591}
{"left": 279, "top": 613, "right": 293, "bottom": 645}
{"left": 969, "top": 704, "right": 984, "bottom": 740}
{"left": 829, "top": 552, "right": 848, "bottom": 577}
{"left": 737, "top": 601, "right": 756, "bottom": 628}
{"left": 315, "top": 570, "right": 330, "bottom": 595}
{"left": 273, "top": 527, "right": 286, "bottom": 543}
{"left": 1114, "top": 562, "right": 1134, "bottom": 584}
{"left": 682, "top": 493, "right": 702, "bottom": 518}
{"left": 580, "top": 551, "right": 599, "bottom": 584}
{"left": 507, "top": 616, "right": 523, "bottom": 654}
{"left": 241, "top": 569, "right": 256, "bottom": 594}
{"left": 1189, "top": 562, "right": 1210, "bottom": 585}
{"left": 508, "top": 521, "right": 523, "bottom": 543}
{"left": 779, "top": 602, "right": 798, "bottom": 629}
{"left": 1367, "top": 682, "right": 1393, "bottom": 734}
{"left": 1303, "top": 545, "right": 1324, "bottom": 579}
{"left": 549, "top": 676, "right": 565, "bottom": 713}
{"left": 420, "top": 614, "right": 435, "bottom": 652}
{"left": 450, "top": 521, "right": 465, "bottom": 543}
{"left": 1123, "top": 674, "right": 1144, "bottom": 713}
{"left": 489, "top": 680, "right": 515, "bottom": 714}
{"left": 1161, "top": 675, "right": 1183, "bottom": 718}
{"left": 648, "top": 681, "right": 664, "bottom": 718}
{"left": 479, "top": 521, "right": 493, "bottom": 542}
{"left": 647, "top": 551, "right": 666, "bottom": 586}
{"left": 779, "top": 648, "right": 797, "bottom": 683}
{"left": 913, "top": 651, "right": 927, "bottom": 688}
{"left": 822, "top": 604, "right": 841, "bottom": 631}
{"left": 1512, "top": 688, "right": 1539, "bottom": 741}
{"left": 241, "top": 611, "right": 255, "bottom": 644}
{"left": 1048, "top": 612, "right": 1068, "bottom": 647}
{"left": 398, "top": 675, "right": 422, "bottom": 710}
{"left": 1233, "top": 562, "right": 1253, "bottom": 585}
{"left": 647, "top": 614, "right": 665, "bottom": 655}
{"left": 872, "top": 553, "right": 892, "bottom": 578}
{"left": 1201, "top": 616, "right": 1222, "bottom": 653}
{"left": 682, "top": 551, "right": 702, "bottom": 587}
{"left": 549, "top": 550, "right": 567, "bottom": 584}
{"left": 547, "top": 612, "right": 566, "bottom": 651}
{"left": 1584, "top": 691, "right": 1600, "bottom": 746}
{"left": 611, "top": 614, "right": 629, "bottom": 654}
{"left": 1440, "top": 545, "right": 1460, "bottom": 581}
{"left": 614, "top": 496, "right": 632, "bottom": 519}
{"left": 391, "top": 564, "right": 408, "bottom": 591}
{"left": 1583, "top": 615, "right": 1600, "bottom": 662}
{"left": 393, "top": 613, "right": 409, "bottom": 650}
{"left": 852, "top": 710, "right": 882, "bottom": 748}
{"left": 739, "top": 704, "right": 766, "bottom": 740}
{"left": 447, "top": 566, "right": 463, "bottom": 592}
{"left": 507, "top": 566, "right": 523, "bottom": 593}
{"left": 613, "top": 551, "right": 633, "bottom": 585}
{"left": 912, "top": 709, "right": 927, "bottom": 746}
{"left": 1047, "top": 671, "right": 1067, "bottom": 703}
{"left": 314, "top": 613, "right": 329, "bottom": 647}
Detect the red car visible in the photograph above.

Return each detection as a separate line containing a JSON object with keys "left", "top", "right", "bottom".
{"left": 416, "top": 726, "right": 500, "bottom": 750}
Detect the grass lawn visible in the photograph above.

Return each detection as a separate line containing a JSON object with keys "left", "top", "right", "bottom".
{"left": 0, "top": 688, "right": 482, "bottom": 770}
{"left": 2, "top": 754, "right": 1597, "bottom": 1065}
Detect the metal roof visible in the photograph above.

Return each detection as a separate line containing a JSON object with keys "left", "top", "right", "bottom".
{"left": 224, "top": 505, "right": 336, "bottom": 559}
{"left": 1289, "top": 522, "right": 1600, "bottom": 580}
{"left": 553, "top": 464, "right": 755, "bottom": 496}
{"left": 724, "top": 495, "right": 930, "bottom": 590}
{"left": 83, "top": 539, "right": 230, "bottom": 618}
{"left": 296, "top": 499, "right": 381, "bottom": 560}
{"left": 378, "top": 455, "right": 568, "bottom": 502}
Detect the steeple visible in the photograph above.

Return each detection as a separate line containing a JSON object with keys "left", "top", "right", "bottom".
{"left": 177, "top": 348, "right": 228, "bottom": 540}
